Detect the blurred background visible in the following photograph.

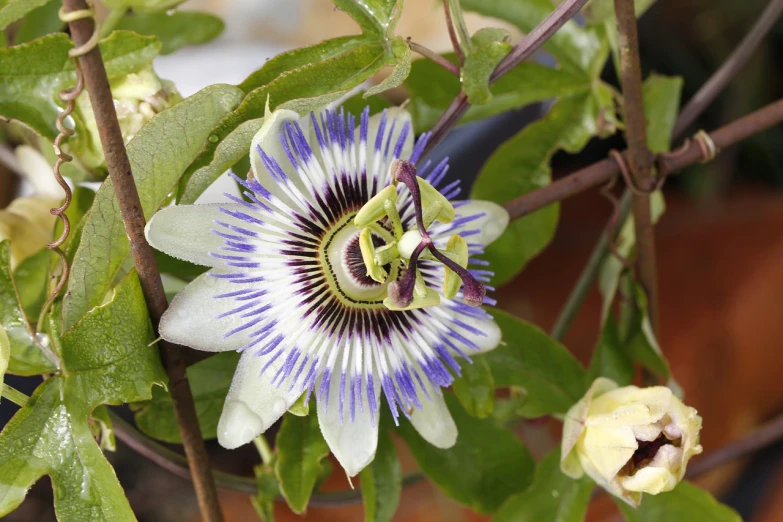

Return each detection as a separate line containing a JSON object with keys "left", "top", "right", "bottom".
{"left": 2, "top": 0, "right": 783, "bottom": 520}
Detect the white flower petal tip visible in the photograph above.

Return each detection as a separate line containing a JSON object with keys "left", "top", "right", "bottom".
{"left": 145, "top": 204, "right": 233, "bottom": 267}
{"left": 317, "top": 372, "right": 380, "bottom": 477}
{"left": 560, "top": 377, "right": 703, "bottom": 505}
{"left": 217, "top": 400, "right": 265, "bottom": 449}
{"left": 455, "top": 200, "right": 510, "bottom": 246}
{"left": 410, "top": 392, "right": 458, "bottom": 449}
{"left": 158, "top": 272, "right": 247, "bottom": 353}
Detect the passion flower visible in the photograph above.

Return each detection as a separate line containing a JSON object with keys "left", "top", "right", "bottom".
{"left": 146, "top": 105, "right": 509, "bottom": 476}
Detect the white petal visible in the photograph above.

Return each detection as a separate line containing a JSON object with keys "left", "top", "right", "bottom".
{"left": 363, "top": 107, "right": 414, "bottom": 184}
{"left": 440, "top": 200, "right": 509, "bottom": 246}
{"left": 218, "top": 350, "right": 301, "bottom": 449}
{"left": 15, "top": 145, "right": 66, "bottom": 199}
{"left": 160, "top": 271, "right": 251, "bottom": 352}
{"left": 250, "top": 108, "right": 309, "bottom": 206}
{"left": 146, "top": 204, "right": 245, "bottom": 267}
{"left": 580, "top": 425, "right": 637, "bottom": 481}
{"left": 409, "top": 390, "right": 457, "bottom": 449}
{"left": 620, "top": 466, "right": 677, "bottom": 495}
{"left": 451, "top": 313, "right": 502, "bottom": 355}
{"left": 317, "top": 369, "right": 381, "bottom": 477}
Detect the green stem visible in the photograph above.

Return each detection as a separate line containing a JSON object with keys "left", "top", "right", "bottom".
{"left": 446, "top": 0, "right": 473, "bottom": 56}
{"left": 253, "top": 435, "right": 274, "bottom": 465}
{"left": 1, "top": 384, "right": 30, "bottom": 407}
{"left": 550, "top": 191, "right": 633, "bottom": 341}
{"left": 100, "top": 8, "right": 128, "bottom": 38}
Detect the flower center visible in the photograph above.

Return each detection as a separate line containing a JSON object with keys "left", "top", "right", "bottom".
{"left": 321, "top": 214, "right": 396, "bottom": 304}
{"left": 620, "top": 430, "right": 682, "bottom": 477}
{"left": 353, "top": 159, "right": 486, "bottom": 311}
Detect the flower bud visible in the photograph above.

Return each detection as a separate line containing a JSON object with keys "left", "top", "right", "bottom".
{"left": 560, "top": 378, "right": 703, "bottom": 507}
{"left": 0, "top": 198, "right": 58, "bottom": 268}
{"left": 75, "top": 66, "right": 180, "bottom": 169}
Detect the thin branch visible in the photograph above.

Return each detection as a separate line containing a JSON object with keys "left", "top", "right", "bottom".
{"left": 109, "top": 411, "right": 426, "bottom": 506}
{"left": 407, "top": 39, "right": 460, "bottom": 76}
{"left": 550, "top": 192, "right": 633, "bottom": 341}
{"left": 503, "top": 98, "right": 783, "bottom": 219}
{"left": 490, "top": 0, "right": 590, "bottom": 81}
{"left": 425, "top": 0, "right": 590, "bottom": 154}
{"left": 674, "top": 0, "right": 783, "bottom": 137}
{"left": 550, "top": 0, "right": 782, "bottom": 342}
{"left": 61, "top": 2, "right": 224, "bottom": 520}
{"left": 613, "top": 0, "right": 659, "bottom": 332}
{"left": 442, "top": 0, "right": 465, "bottom": 64}
{"left": 686, "top": 413, "right": 783, "bottom": 478}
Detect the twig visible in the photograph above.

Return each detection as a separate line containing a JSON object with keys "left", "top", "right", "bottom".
{"left": 685, "top": 413, "right": 783, "bottom": 478}
{"left": 442, "top": 0, "right": 465, "bottom": 64}
{"left": 109, "top": 411, "right": 426, "bottom": 506}
{"left": 426, "top": 0, "right": 590, "bottom": 153}
{"left": 502, "top": 98, "right": 783, "bottom": 219}
{"left": 673, "top": 0, "right": 783, "bottom": 138}
{"left": 407, "top": 39, "right": 460, "bottom": 76}
{"left": 613, "top": 0, "right": 659, "bottom": 332}
{"left": 490, "top": 0, "right": 590, "bottom": 81}
{"left": 550, "top": 192, "right": 633, "bottom": 341}
{"left": 549, "top": 0, "right": 783, "bottom": 342}
{"left": 60, "top": 1, "right": 224, "bottom": 520}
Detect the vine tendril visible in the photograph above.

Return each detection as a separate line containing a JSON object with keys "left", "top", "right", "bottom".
{"left": 36, "top": 4, "right": 102, "bottom": 332}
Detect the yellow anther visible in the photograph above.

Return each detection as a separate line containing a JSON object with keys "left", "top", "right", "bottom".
{"left": 443, "top": 234, "right": 468, "bottom": 299}
{"left": 359, "top": 228, "right": 387, "bottom": 283}
{"left": 418, "top": 178, "right": 455, "bottom": 224}
{"left": 354, "top": 184, "right": 398, "bottom": 228}
{"left": 384, "top": 286, "right": 441, "bottom": 311}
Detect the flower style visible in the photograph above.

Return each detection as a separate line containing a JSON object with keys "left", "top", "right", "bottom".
{"left": 561, "top": 377, "right": 703, "bottom": 506}
{"left": 145, "top": 105, "right": 509, "bottom": 476}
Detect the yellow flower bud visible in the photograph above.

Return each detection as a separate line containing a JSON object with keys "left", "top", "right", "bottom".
{"left": 76, "top": 66, "right": 180, "bottom": 169}
{"left": 0, "top": 197, "right": 58, "bottom": 268}
{"left": 560, "top": 377, "right": 703, "bottom": 507}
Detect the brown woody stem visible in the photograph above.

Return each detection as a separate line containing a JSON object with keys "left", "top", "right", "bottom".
{"left": 613, "top": 0, "right": 660, "bottom": 332}
{"left": 61, "top": 1, "right": 224, "bottom": 520}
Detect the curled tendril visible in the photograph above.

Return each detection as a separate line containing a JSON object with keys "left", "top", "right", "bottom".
{"left": 37, "top": 5, "right": 102, "bottom": 330}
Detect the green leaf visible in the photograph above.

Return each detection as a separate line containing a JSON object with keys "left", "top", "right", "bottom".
{"left": 333, "top": 0, "right": 402, "bottom": 37}
{"left": 0, "top": 0, "right": 52, "bottom": 30}
{"left": 0, "top": 31, "right": 161, "bottom": 141}
{"left": 11, "top": 0, "right": 62, "bottom": 45}
{"left": 461, "top": 0, "right": 607, "bottom": 76}
{"left": 252, "top": 463, "right": 280, "bottom": 522}
{"left": 12, "top": 248, "right": 52, "bottom": 322}
{"left": 0, "top": 325, "right": 8, "bottom": 389}
{"left": 360, "top": 427, "right": 401, "bottom": 522}
{"left": 642, "top": 74, "right": 683, "bottom": 153}
{"left": 103, "top": 0, "right": 185, "bottom": 14}
{"left": 184, "top": 1, "right": 409, "bottom": 202}
{"left": 493, "top": 450, "right": 593, "bottom": 522}
{"left": 115, "top": 11, "right": 225, "bottom": 55}
{"left": 0, "top": 271, "right": 167, "bottom": 519}
{"left": 406, "top": 53, "right": 589, "bottom": 131}
{"left": 398, "top": 394, "right": 535, "bottom": 513}
{"left": 587, "top": 315, "right": 634, "bottom": 386}
{"left": 364, "top": 37, "right": 411, "bottom": 97}
{"left": 452, "top": 356, "right": 495, "bottom": 418}
{"left": 462, "top": 28, "right": 512, "bottom": 105}
{"left": 275, "top": 413, "right": 330, "bottom": 514}
{"left": 616, "top": 481, "right": 742, "bottom": 522}
{"left": 623, "top": 281, "right": 670, "bottom": 380}
{"left": 471, "top": 91, "right": 604, "bottom": 285}
{"left": 485, "top": 310, "right": 587, "bottom": 417}
{"left": 63, "top": 84, "right": 244, "bottom": 329}
{"left": 0, "top": 241, "right": 55, "bottom": 376}
{"left": 178, "top": 117, "right": 263, "bottom": 204}
{"left": 133, "top": 351, "right": 240, "bottom": 442}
